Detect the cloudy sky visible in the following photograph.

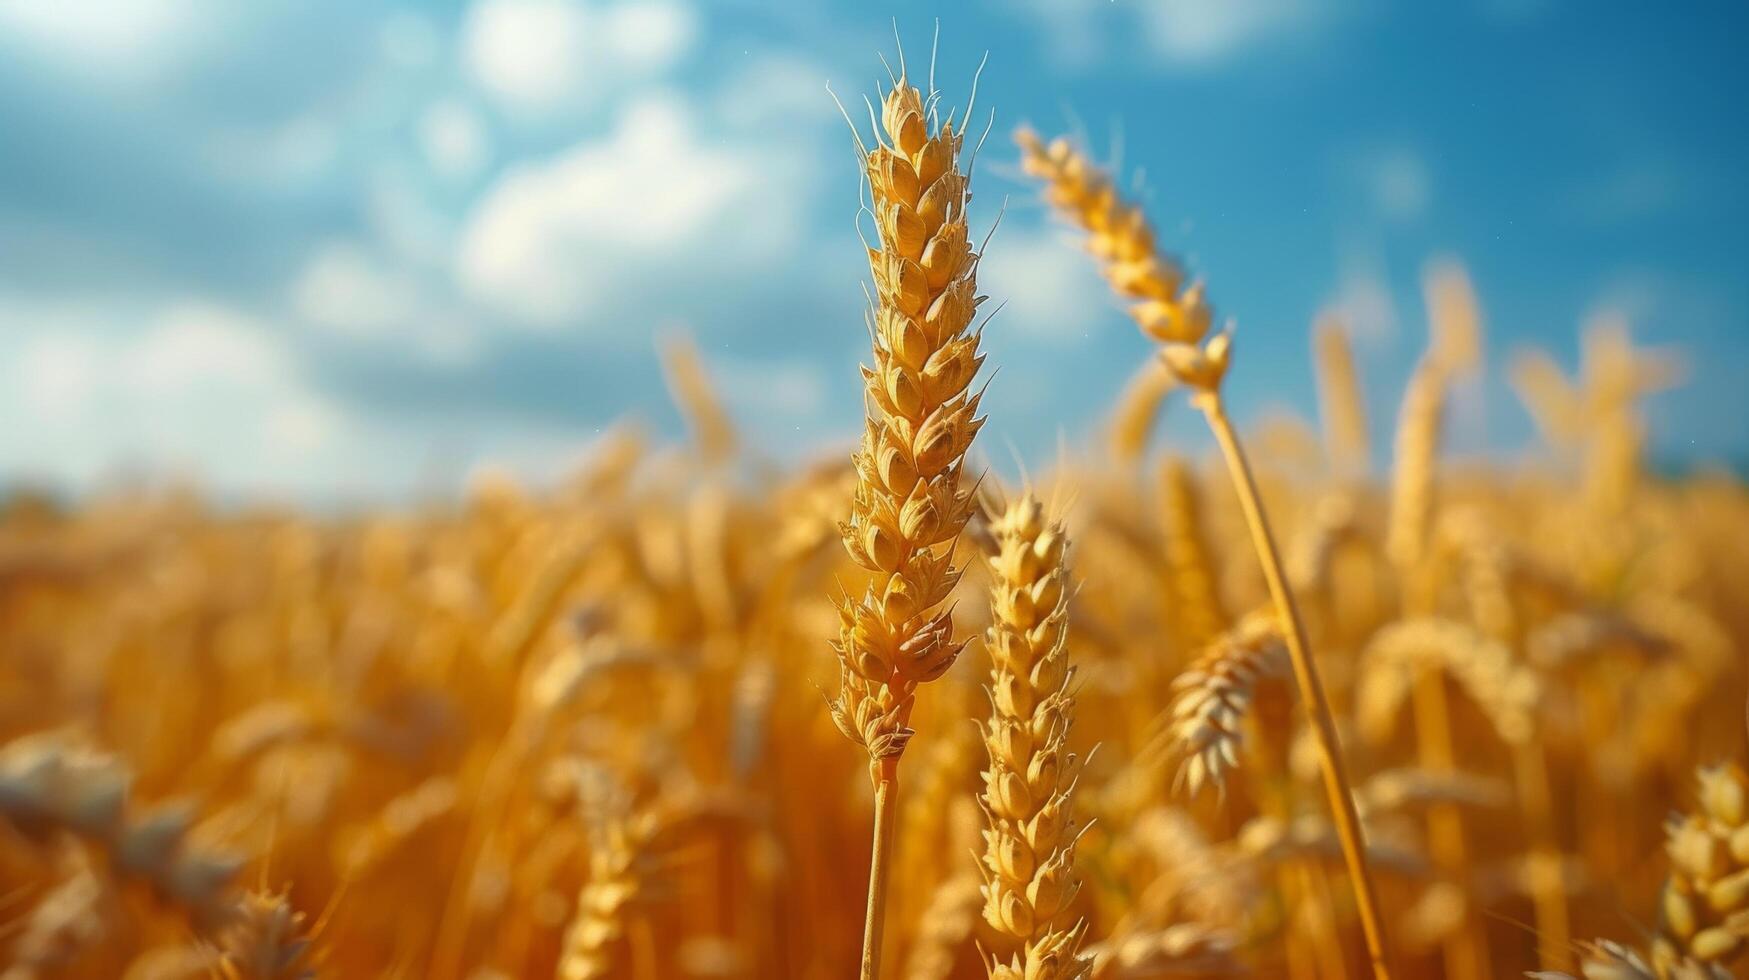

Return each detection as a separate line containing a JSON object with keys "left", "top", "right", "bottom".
{"left": 2, "top": 0, "right": 1745, "bottom": 502}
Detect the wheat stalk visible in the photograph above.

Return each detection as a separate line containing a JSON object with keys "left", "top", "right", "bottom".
{"left": 829, "top": 52, "right": 989, "bottom": 980}
{"left": 1313, "top": 311, "right": 1371, "bottom": 478}
{"left": 1384, "top": 358, "right": 1447, "bottom": 577}
{"left": 1388, "top": 262, "right": 1498, "bottom": 979}
{"left": 1017, "top": 128, "right": 1394, "bottom": 979}
{"left": 658, "top": 330, "right": 737, "bottom": 464}
{"left": 978, "top": 494, "right": 1091, "bottom": 980}
{"left": 557, "top": 775, "right": 697, "bottom": 980}
{"left": 1159, "top": 459, "right": 1228, "bottom": 652}
{"left": 1106, "top": 359, "right": 1175, "bottom": 465}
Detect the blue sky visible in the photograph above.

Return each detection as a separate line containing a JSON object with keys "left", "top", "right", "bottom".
{"left": 2, "top": 0, "right": 1745, "bottom": 501}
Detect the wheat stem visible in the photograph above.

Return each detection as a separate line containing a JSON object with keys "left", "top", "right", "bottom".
{"left": 1193, "top": 391, "right": 1393, "bottom": 980}
{"left": 1512, "top": 741, "right": 1572, "bottom": 974}
{"left": 862, "top": 762, "right": 900, "bottom": 980}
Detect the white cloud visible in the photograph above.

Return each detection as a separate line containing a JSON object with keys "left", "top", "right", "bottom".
{"left": 1141, "top": 0, "right": 1318, "bottom": 64}
{"left": 291, "top": 241, "right": 419, "bottom": 336}
{"left": 201, "top": 114, "right": 341, "bottom": 186}
{"left": 464, "top": 0, "right": 592, "bottom": 110}
{"left": 420, "top": 100, "right": 492, "bottom": 180}
{"left": 19, "top": 334, "right": 102, "bottom": 422}
{"left": 462, "top": 0, "right": 697, "bottom": 113}
{"left": 124, "top": 303, "right": 287, "bottom": 394}
{"left": 0, "top": 301, "right": 350, "bottom": 492}
{"left": 1567, "top": 159, "right": 1680, "bottom": 224}
{"left": 711, "top": 54, "right": 836, "bottom": 130}
{"left": 368, "top": 173, "right": 453, "bottom": 265}
{"left": 980, "top": 224, "right": 1110, "bottom": 343}
{"left": 715, "top": 356, "right": 827, "bottom": 418}
{"left": 1365, "top": 147, "right": 1431, "bottom": 220}
{"left": 1329, "top": 247, "right": 1398, "bottom": 344}
{"left": 602, "top": 1, "right": 696, "bottom": 72}
{"left": 288, "top": 241, "right": 485, "bottom": 367}
{"left": 1334, "top": 143, "right": 1431, "bottom": 222}
{"left": 380, "top": 10, "right": 440, "bottom": 69}
{"left": 0, "top": 0, "right": 196, "bottom": 67}
{"left": 456, "top": 96, "right": 799, "bottom": 326}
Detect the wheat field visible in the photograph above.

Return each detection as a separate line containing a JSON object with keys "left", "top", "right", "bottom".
{"left": 2, "top": 52, "right": 1747, "bottom": 980}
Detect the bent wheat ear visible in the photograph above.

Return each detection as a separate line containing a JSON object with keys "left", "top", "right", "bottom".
{"left": 1018, "top": 127, "right": 1393, "bottom": 980}
{"left": 1157, "top": 610, "right": 1286, "bottom": 797}
{"left": 1356, "top": 618, "right": 1541, "bottom": 748}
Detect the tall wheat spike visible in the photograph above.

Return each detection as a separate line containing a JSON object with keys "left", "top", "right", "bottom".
{"left": 657, "top": 330, "right": 737, "bottom": 464}
{"left": 1313, "top": 311, "right": 1371, "bottom": 477}
{"left": 1159, "top": 610, "right": 1287, "bottom": 797}
{"left": 1159, "top": 458, "right": 1228, "bottom": 651}
{"left": 830, "top": 51, "right": 989, "bottom": 980}
{"left": 1017, "top": 127, "right": 1393, "bottom": 980}
{"left": 1389, "top": 259, "right": 1493, "bottom": 980}
{"left": 979, "top": 494, "right": 1090, "bottom": 980}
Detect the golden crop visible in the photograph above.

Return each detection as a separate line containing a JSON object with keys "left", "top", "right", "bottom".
{"left": 1, "top": 51, "right": 1744, "bottom": 980}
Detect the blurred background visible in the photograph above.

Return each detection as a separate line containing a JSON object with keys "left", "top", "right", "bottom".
{"left": 2, "top": 0, "right": 1745, "bottom": 504}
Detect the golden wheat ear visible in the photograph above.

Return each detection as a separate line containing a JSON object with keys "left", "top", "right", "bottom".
{"left": 831, "top": 43, "right": 995, "bottom": 980}
{"left": 978, "top": 494, "right": 1092, "bottom": 980}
